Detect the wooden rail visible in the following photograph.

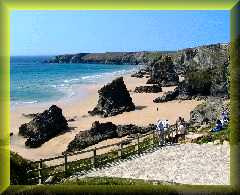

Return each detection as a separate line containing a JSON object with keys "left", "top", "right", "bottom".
{"left": 27, "top": 127, "right": 179, "bottom": 184}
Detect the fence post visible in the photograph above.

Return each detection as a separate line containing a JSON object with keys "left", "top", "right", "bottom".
{"left": 137, "top": 133, "right": 140, "bottom": 154}
{"left": 38, "top": 159, "right": 42, "bottom": 185}
{"left": 64, "top": 152, "right": 68, "bottom": 172}
{"left": 118, "top": 143, "right": 122, "bottom": 158}
{"left": 91, "top": 148, "right": 96, "bottom": 168}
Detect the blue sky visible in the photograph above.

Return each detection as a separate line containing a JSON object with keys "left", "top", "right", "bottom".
{"left": 11, "top": 10, "right": 230, "bottom": 56}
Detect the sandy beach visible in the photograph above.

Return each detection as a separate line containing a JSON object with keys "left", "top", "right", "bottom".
{"left": 10, "top": 74, "right": 202, "bottom": 161}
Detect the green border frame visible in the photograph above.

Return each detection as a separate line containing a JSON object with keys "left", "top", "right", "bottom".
{"left": 1, "top": 0, "right": 240, "bottom": 193}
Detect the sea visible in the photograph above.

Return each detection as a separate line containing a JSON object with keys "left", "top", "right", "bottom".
{"left": 11, "top": 56, "right": 138, "bottom": 108}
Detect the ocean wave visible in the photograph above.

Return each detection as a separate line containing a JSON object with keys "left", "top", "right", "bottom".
{"left": 80, "top": 68, "right": 136, "bottom": 82}
{"left": 11, "top": 100, "right": 39, "bottom": 107}
{"left": 63, "top": 78, "right": 80, "bottom": 83}
{"left": 23, "top": 100, "right": 38, "bottom": 104}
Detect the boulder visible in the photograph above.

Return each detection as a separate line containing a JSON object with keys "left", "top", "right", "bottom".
{"left": 116, "top": 123, "right": 155, "bottom": 137}
{"left": 88, "top": 77, "right": 135, "bottom": 117}
{"left": 131, "top": 72, "right": 144, "bottom": 78}
{"left": 19, "top": 105, "right": 68, "bottom": 148}
{"left": 67, "top": 121, "right": 118, "bottom": 152}
{"left": 189, "top": 98, "right": 229, "bottom": 126}
{"left": 67, "top": 121, "right": 155, "bottom": 152}
{"left": 131, "top": 69, "right": 149, "bottom": 78}
{"left": 134, "top": 85, "right": 162, "bottom": 93}
{"left": 146, "top": 78, "right": 161, "bottom": 85}
{"left": 153, "top": 89, "right": 179, "bottom": 103}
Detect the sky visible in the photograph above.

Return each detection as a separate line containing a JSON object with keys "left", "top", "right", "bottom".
{"left": 11, "top": 10, "right": 230, "bottom": 56}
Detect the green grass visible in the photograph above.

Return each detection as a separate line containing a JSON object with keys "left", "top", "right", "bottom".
{"left": 63, "top": 177, "right": 147, "bottom": 185}
{"left": 3, "top": 178, "right": 238, "bottom": 195}
{"left": 194, "top": 127, "right": 229, "bottom": 144}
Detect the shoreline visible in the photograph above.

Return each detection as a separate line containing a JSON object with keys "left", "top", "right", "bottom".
{"left": 11, "top": 73, "right": 202, "bottom": 161}
{"left": 10, "top": 66, "right": 139, "bottom": 112}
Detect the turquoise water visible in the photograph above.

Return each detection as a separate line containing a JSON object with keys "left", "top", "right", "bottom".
{"left": 11, "top": 56, "right": 136, "bottom": 106}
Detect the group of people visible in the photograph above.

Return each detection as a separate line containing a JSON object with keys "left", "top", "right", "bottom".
{"left": 155, "top": 108, "right": 229, "bottom": 145}
{"left": 155, "top": 116, "right": 187, "bottom": 145}
{"left": 211, "top": 109, "right": 229, "bottom": 132}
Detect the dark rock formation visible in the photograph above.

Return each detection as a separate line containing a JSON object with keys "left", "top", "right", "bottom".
{"left": 178, "top": 64, "right": 229, "bottom": 99}
{"left": 131, "top": 69, "right": 150, "bottom": 78}
{"left": 153, "top": 89, "right": 179, "bottom": 103}
{"left": 173, "top": 43, "right": 229, "bottom": 75}
{"left": 131, "top": 72, "right": 144, "bottom": 78}
{"left": 19, "top": 105, "right": 68, "bottom": 148}
{"left": 148, "top": 56, "right": 179, "bottom": 87}
{"left": 154, "top": 62, "right": 229, "bottom": 102}
{"left": 134, "top": 85, "right": 162, "bottom": 93}
{"left": 189, "top": 98, "right": 229, "bottom": 126}
{"left": 67, "top": 121, "right": 155, "bottom": 152}
{"left": 88, "top": 77, "right": 135, "bottom": 117}
{"left": 116, "top": 124, "right": 155, "bottom": 137}
{"left": 67, "top": 116, "right": 77, "bottom": 122}
{"left": 67, "top": 121, "right": 117, "bottom": 152}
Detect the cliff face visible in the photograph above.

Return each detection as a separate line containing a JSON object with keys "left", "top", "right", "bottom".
{"left": 46, "top": 43, "right": 230, "bottom": 73}
{"left": 46, "top": 51, "right": 174, "bottom": 65}
{"left": 173, "top": 43, "right": 229, "bottom": 74}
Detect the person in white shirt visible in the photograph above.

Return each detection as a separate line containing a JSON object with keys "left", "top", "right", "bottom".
{"left": 156, "top": 119, "right": 164, "bottom": 146}
{"left": 176, "top": 118, "right": 186, "bottom": 142}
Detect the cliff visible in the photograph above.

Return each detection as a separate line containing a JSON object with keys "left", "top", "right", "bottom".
{"left": 45, "top": 43, "right": 230, "bottom": 73}
{"left": 45, "top": 51, "right": 175, "bottom": 65}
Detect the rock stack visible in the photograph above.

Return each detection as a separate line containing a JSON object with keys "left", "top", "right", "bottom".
{"left": 147, "top": 56, "right": 179, "bottom": 87}
{"left": 88, "top": 77, "right": 135, "bottom": 117}
{"left": 19, "top": 105, "right": 68, "bottom": 148}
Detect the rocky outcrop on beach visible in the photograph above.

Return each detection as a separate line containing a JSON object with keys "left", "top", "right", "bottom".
{"left": 134, "top": 85, "right": 162, "bottom": 93}
{"left": 67, "top": 121, "right": 155, "bottom": 152}
{"left": 131, "top": 69, "right": 150, "bottom": 78}
{"left": 67, "top": 121, "right": 117, "bottom": 152}
{"left": 88, "top": 77, "right": 135, "bottom": 117}
{"left": 147, "top": 56, "right": 179, "bottom": 87}
{"left": 116, "top": 124, "right": 155, "bottom": 137}
{"left": 153, "top": 89, "right": 179, "bottom": 103}
{"left": 189, "top": 98, "right": 229, "bottom": 126}
{"left": 19, "top": 105, "right": 68, "bottom": 148}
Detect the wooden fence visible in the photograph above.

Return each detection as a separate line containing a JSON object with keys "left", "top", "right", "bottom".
{"left": 27, "top": 127, "right": 178, "bottom": 184}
